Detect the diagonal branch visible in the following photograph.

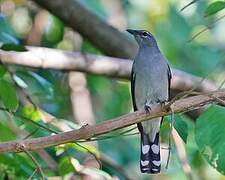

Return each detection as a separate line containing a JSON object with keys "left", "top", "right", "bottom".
{"left": 0, "top": 47, "right": 217, "bottom": 92}
{"left": 32, "top": 0, "right": 137, "bottom": 58}
{"left": 0, "top": 89, "right": 224, "bottom": 154}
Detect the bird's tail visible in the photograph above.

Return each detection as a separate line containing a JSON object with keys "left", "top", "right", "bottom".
{"left": 139, "top": 130, "right": 161, "bottom": 173}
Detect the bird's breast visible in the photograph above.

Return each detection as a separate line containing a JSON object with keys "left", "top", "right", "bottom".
{"left": 134, "top": 61, "right": 169, "bottom": 108}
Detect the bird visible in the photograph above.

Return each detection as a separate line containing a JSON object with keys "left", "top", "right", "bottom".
{"left": 127, "top": 29, "right": 171, "bottom": 174}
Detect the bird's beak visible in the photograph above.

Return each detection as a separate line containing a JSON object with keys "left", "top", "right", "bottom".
{"left": 126, "top": 29, "right": 139, "bottom": 35}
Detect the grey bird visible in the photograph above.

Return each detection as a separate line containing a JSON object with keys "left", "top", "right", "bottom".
{"left": 127, "top": 29, "right": 171, "bottom": 174}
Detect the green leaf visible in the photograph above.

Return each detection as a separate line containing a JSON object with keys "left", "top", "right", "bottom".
{"left": 66, "top": 143, "right": 99, "bottom": 155}
{"left": 0, "top": 43, "right": 27, "bottom": 52}
{"left": 205, "top": 1, "right": 225, "bottom": 17}
{"left": 0, "top": 122, "right": 16, "bottom": 141}
{"left": 59, "top": 157, "right": 74, "bottom": 176}
{"left": 195, "top": 105, "right": 225, "bottom": 175}
{"left": 21, "top": 105, "right": 42, "bottom": 121}
{"left": 163, "top": 115, "right": 188, "bottom": 143}
{"left": 43, "top": 15, "right": 64, "bottom": 45}
{"left": 174, "top": 115, "right": 188, "bottom": 143}
{"left": 0, "top": 79, "right": 18, "bottom": 111}
{"left": 0, "top": 153, "right": 34, "bottom": 178}
{"left": 0, "top": 65, "right": 6, "bottom": 78}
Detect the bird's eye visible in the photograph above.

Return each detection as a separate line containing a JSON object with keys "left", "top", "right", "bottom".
{"left": 142, "top": 32, "right": 148, "bottom": 37}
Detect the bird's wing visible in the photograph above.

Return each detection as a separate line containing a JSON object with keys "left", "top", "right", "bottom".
{"left": 131, "top": 65, "right": 137, "bottom": 111}
{"left": 131, "top": 65, "right": 143, "bottom": 131}
{"left": 167, "top": 64, "right": 172, "bottom": 100}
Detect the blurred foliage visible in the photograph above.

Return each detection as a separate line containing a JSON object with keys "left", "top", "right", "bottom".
{"left": 0, "top": 78, "right": 18, "bottom": 111}
{"left": 42, "top": 14, "right": 64, "bottom": 46}
{"left": 196, "top": 105, "right": 225, "bottom": 175}
{"left": 0, "top": 0, "right": 224, "bottom": 179}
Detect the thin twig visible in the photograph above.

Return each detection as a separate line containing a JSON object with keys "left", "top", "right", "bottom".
{"left": 189, "top": 14, "right": 225, "bottom": 42}
{"left": 180, "top": 0, "right": 200, "bottom": 12}
{"left": 208, "top": 95, "right": 225, "bottom": 106}
{"left": 172, "top": 127, "right": 193, "bottom": 180}
{"left": 23, "top": 129, "right": 39, "bottom": 140}
{"left": 27, "top": 169, "right": 38, "bottom": 180}
{"left": 23, "top": 147, "right": 45, "bottom": 180}
{"left": 77, "top": 132, "right": 139, "bottom": 142}
{"left": 166, "top": 106, "right": 174, "bottom": 169}
{"left": 3, "top": 64, "right": 38, "bottom": 109}
{"left": 73, "top": 142, "right": 102, "bottom": 168}
{"left": 14, "top": 113, "right": 59, "bottom": 134}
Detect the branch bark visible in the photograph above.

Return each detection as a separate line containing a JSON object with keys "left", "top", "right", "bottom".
{"left": 32, "top": 0, "right": 137, "bottom": 58}
{"left": 0, "top": 47, "right": 217, "bottom": 93}
{"left": 0, "top": 89, "right": 224, "bottom": 153}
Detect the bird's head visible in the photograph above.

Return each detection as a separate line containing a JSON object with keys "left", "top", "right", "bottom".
{"left": 126, "top": 29, "right": 157, "bottom": 47}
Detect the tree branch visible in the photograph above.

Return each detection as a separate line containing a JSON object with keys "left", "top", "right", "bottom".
{"left": 32, "top": 0, "right": 137, "bottom": 58}
{"left": 0, "top": 47, "right": 217, "bottom": 92}
{"left": 0, "top": 89, "right": 224, "bottom": 153}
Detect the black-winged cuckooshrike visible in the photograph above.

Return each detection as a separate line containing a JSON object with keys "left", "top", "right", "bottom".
{"left": 127, "top": 29, "right": 171, "bottom": 174}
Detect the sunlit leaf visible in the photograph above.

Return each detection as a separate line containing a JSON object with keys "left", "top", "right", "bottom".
{"left": 0, "top": 79, "right": 18, "bottom": 111}
{"left": 66, "top": 143, "right": 99, "bottom": 156}
{"left": 0, "top": 164, "right": 17, "bottom": 179}
{"left": 196, "top": 105, "right": 225, "bottom": 174}
{"left": 205, "top": 1, "right": 225, "bottom": 17}
{"left": 59, "top": 157, "right": 74, "bottom": 176}
{"left": 21, "top": 105, "right": 42, "bottom": 121}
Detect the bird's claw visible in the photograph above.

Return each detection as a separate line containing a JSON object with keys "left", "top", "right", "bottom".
{"left": 160, "top": 101, "right": 166, "bottom": 108}
{"left": 144, "top": 104, "right": 151, "bottom": 113}
{"left": 80, "top": 123, "right": 89, "bottom": 129}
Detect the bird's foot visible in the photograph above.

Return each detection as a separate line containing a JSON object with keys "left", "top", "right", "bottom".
{"left": 160, "top": 101, "right": 166, "bottom": 108}
{"left": 157, "top": 100, "right": 170, "bottom": 111}
{"left": 144, "top": 104, "right": 151, "bottom": 113}
{"left": 160, "top": 100, "right": 172, "bottom": 112}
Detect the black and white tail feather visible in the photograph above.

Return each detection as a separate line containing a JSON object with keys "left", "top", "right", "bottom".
{"left": 138, "top": 124, "right": 161, "bottom": 173}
